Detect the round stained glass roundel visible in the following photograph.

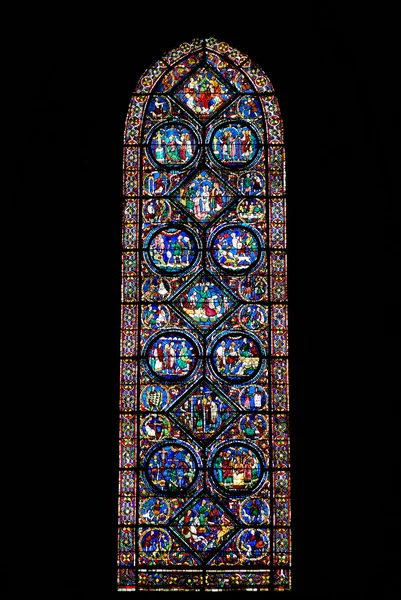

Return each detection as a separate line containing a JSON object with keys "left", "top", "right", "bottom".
{"left": 237, "top": 529, "right": 270, "bottom": 559}
{"left": 239, "top": 385, "right": 267, "bottom": 410}
{"left": 148, "top": 121, "right": 198, "bottom": 169}
{"left": 210, "top": 226, "right": 260, "bottom": 273}
{"left": 146, "top": 227, "right": 198, "bottom": 274}
{"left": 209, "top": 121, "right": 259, "bottom": 167}
{"left": 145, "top": 442, "right": 199, "bottom": 495}
{"left": 210, "top": 332, "right": 262, "bottom": 383}
{"left": 140, "top": 528, "right": 172, "bottom": 554}
{"left": 210, "top": 442, "right": 264, "bottom": 496}
{"left": 146, "top": 332, "right": 198, "bottom": 381}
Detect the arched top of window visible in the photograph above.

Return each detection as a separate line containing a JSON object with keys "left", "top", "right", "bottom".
{"left": 124, "top": 36, "right": 284, "bottom": 150}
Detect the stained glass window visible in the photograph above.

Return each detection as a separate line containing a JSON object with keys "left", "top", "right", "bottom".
{"left": 118, "top": 37, "right": 290, "bottom": 592}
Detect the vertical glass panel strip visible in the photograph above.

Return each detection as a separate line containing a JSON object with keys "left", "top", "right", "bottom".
{"left": 118, "top": 37, "right": 291, "bottom": 592}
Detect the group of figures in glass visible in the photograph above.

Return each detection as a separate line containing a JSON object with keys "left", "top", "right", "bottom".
{"left": 146, "top": 226, "right": 260, "bottom": 275}
{"left": 173, "top": 386, "right": 234, "bottom": 439}
{"left": 212, "top": 334, "right": 261, "bottom": 380}
{"left": 150, "top": 123, "right": 197, "bottom": 166}
{"left": 177, "top": 176, "right": 227, "bottom": 221}
{"left": 211, "top": 444, "right": 262, "bottom": 492}
{"left": 148, "top": 228, "right": 196, "bottom": 273}
{"left": 145, "top": 441, "right": 264, "bottom": 497}
{"left": 211, "top": 227, "right": 259, "bottom": 271}
{"left": 139, "top": 489, "right": 270, "bottom": 527}
{"left": 146, "top": 332, "right": 262, "bottom": 383}
{"left": 174, "top": 67, "right": 232, "bottom": 117}
{"left": 140, "top": 382, "right": 267, "bottom": 414}
{"left": 146, "top": 443, "right": 198, "bottom": 494}
{"left": 211, "top": 123, "right": 258, "bottom": 165}
{"left": 180, "top": 282, "right": 231, "bottom": 326}
{"left": 149, "top": 120, "right": 259, "bottom": 170}
{"left": 148, "top": 335, "right": 196, "bottom": 378}
{"left": 140, "top": 518, "right": 269, "bottom": 563}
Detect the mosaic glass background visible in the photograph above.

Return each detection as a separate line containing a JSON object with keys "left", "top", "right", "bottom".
{"left": 119, "top": 37, "right": 290, "bottom": 592}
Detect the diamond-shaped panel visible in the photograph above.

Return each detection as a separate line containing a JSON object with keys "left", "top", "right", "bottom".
{"left": 173, "top": 67, "right": 234, "bottom": 120}
{"left": 171, "top": 273, "right": 238, "bottom": 331}
{"left": 171, "top": 382, "right": 238, "bottom": 443}
{"left": 171, "top": 168, "right": 235, "bottom": 226}
{"left": 171, "top": 495, "right": 237, "bottom": 559}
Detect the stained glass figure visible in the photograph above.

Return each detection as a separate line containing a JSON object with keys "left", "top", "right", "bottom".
{"left": 210, "top": 226, "right": 261, "bottom": 272}
{"left": 209, "top": 121, "right": 260, "bottom": 166}
{"left": 145, "top": 226, "right": 199, "bottom": 274}
{"left": 210, "top": 333, "right": 262, "bottom": 382}
{"left": 146, "top": 332, "right": 198, "bottom": 380}
{"left": 174, "top": 274, "right": 238, "bottom": 331}
{"left": 171, "top": 168, "right": 234, "bottom": 224}
{"left": 119, "top": 37, "right": 290, "bottom": 592}
{"left": 173, "top": 67, "right": 234, "bottom": 119}
{"left": 148, "top": 122, "right": 199, "bottom": 168}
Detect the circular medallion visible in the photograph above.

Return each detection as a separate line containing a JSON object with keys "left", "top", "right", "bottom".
{"left": 140, "top": 528, "right": 171, "bottom": 555}
{"left": 143, "top": 198, "right": 171, "bottom": 222}
{"left": 140, "top": 385, "right": 169, "bottom": 411}
{"left": 239, "top": 385, "right": 267, "bottom": 410}
{"left": 149, "top": 121, "right": 198, "bottom": 169}
{"left": 142, "top": 276, "right": 171, "bottom": 301}
{"left": 142, "top": 304, "right": 170, "bottom": 329}
{"left": 140, "top": 497, "right": 170, "bottom": 523}
{"left": 141, "top": 414, "right": 170, "bottom": 440}
{"left": 239, "top": 304, "right": 268, "bottom": 331}
{"left": 146, "top": 332, "right": 198, "bottom": 381}
{"left": 209, "top": 121, "right": 259, "bottom": 167}
{"left": 210, "top": 442, "right": 264, "bottom": 496}
{"left": 237, "top": 197, "right": 265, "bottom": 222}
{"left": 239, "top": 414, "right": 267, "bottom": 439}
{"left": 147, "top": 96, "right": 171, "bottom": 120}
{"left": 145, "top": 442, "right": 199, "bottom": 495}
{"left": 237, "top": 528, "right": 270, "bottom": 559}
{"left": 146, "top": 227, "right": 198, "bottom": 274}
{"left": 144, "top": 171, "right": 169, "bottom": 196}
{"left": 237, "top": 170, "right": 265, "bottom": 195}
{"left": 210, "top": 226, "right": 260, "bottom": 273}
{"left": 210, "top": 333, "right": 262, "bottom": 383}
{"left": 239, "top": 276, "right": 267, "bottom": 301}
{"left": 240, "top": 498, "right": 270, "bottom": 525}
{"left": 238, "top": 96, "right": 261, "bottom": 119}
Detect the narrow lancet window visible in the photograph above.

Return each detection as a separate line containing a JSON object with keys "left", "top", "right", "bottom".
{"left": 118, "top": 37, "right": 290, "bottom": 592}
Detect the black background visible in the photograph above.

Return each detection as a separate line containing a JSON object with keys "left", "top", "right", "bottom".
{"left": 12, "top": 1, "right": 399, "bottom": 597}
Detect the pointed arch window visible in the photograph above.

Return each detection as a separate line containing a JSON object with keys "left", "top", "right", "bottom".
{"left": 118, "top": 37, "right": 290, "bottom": 592}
